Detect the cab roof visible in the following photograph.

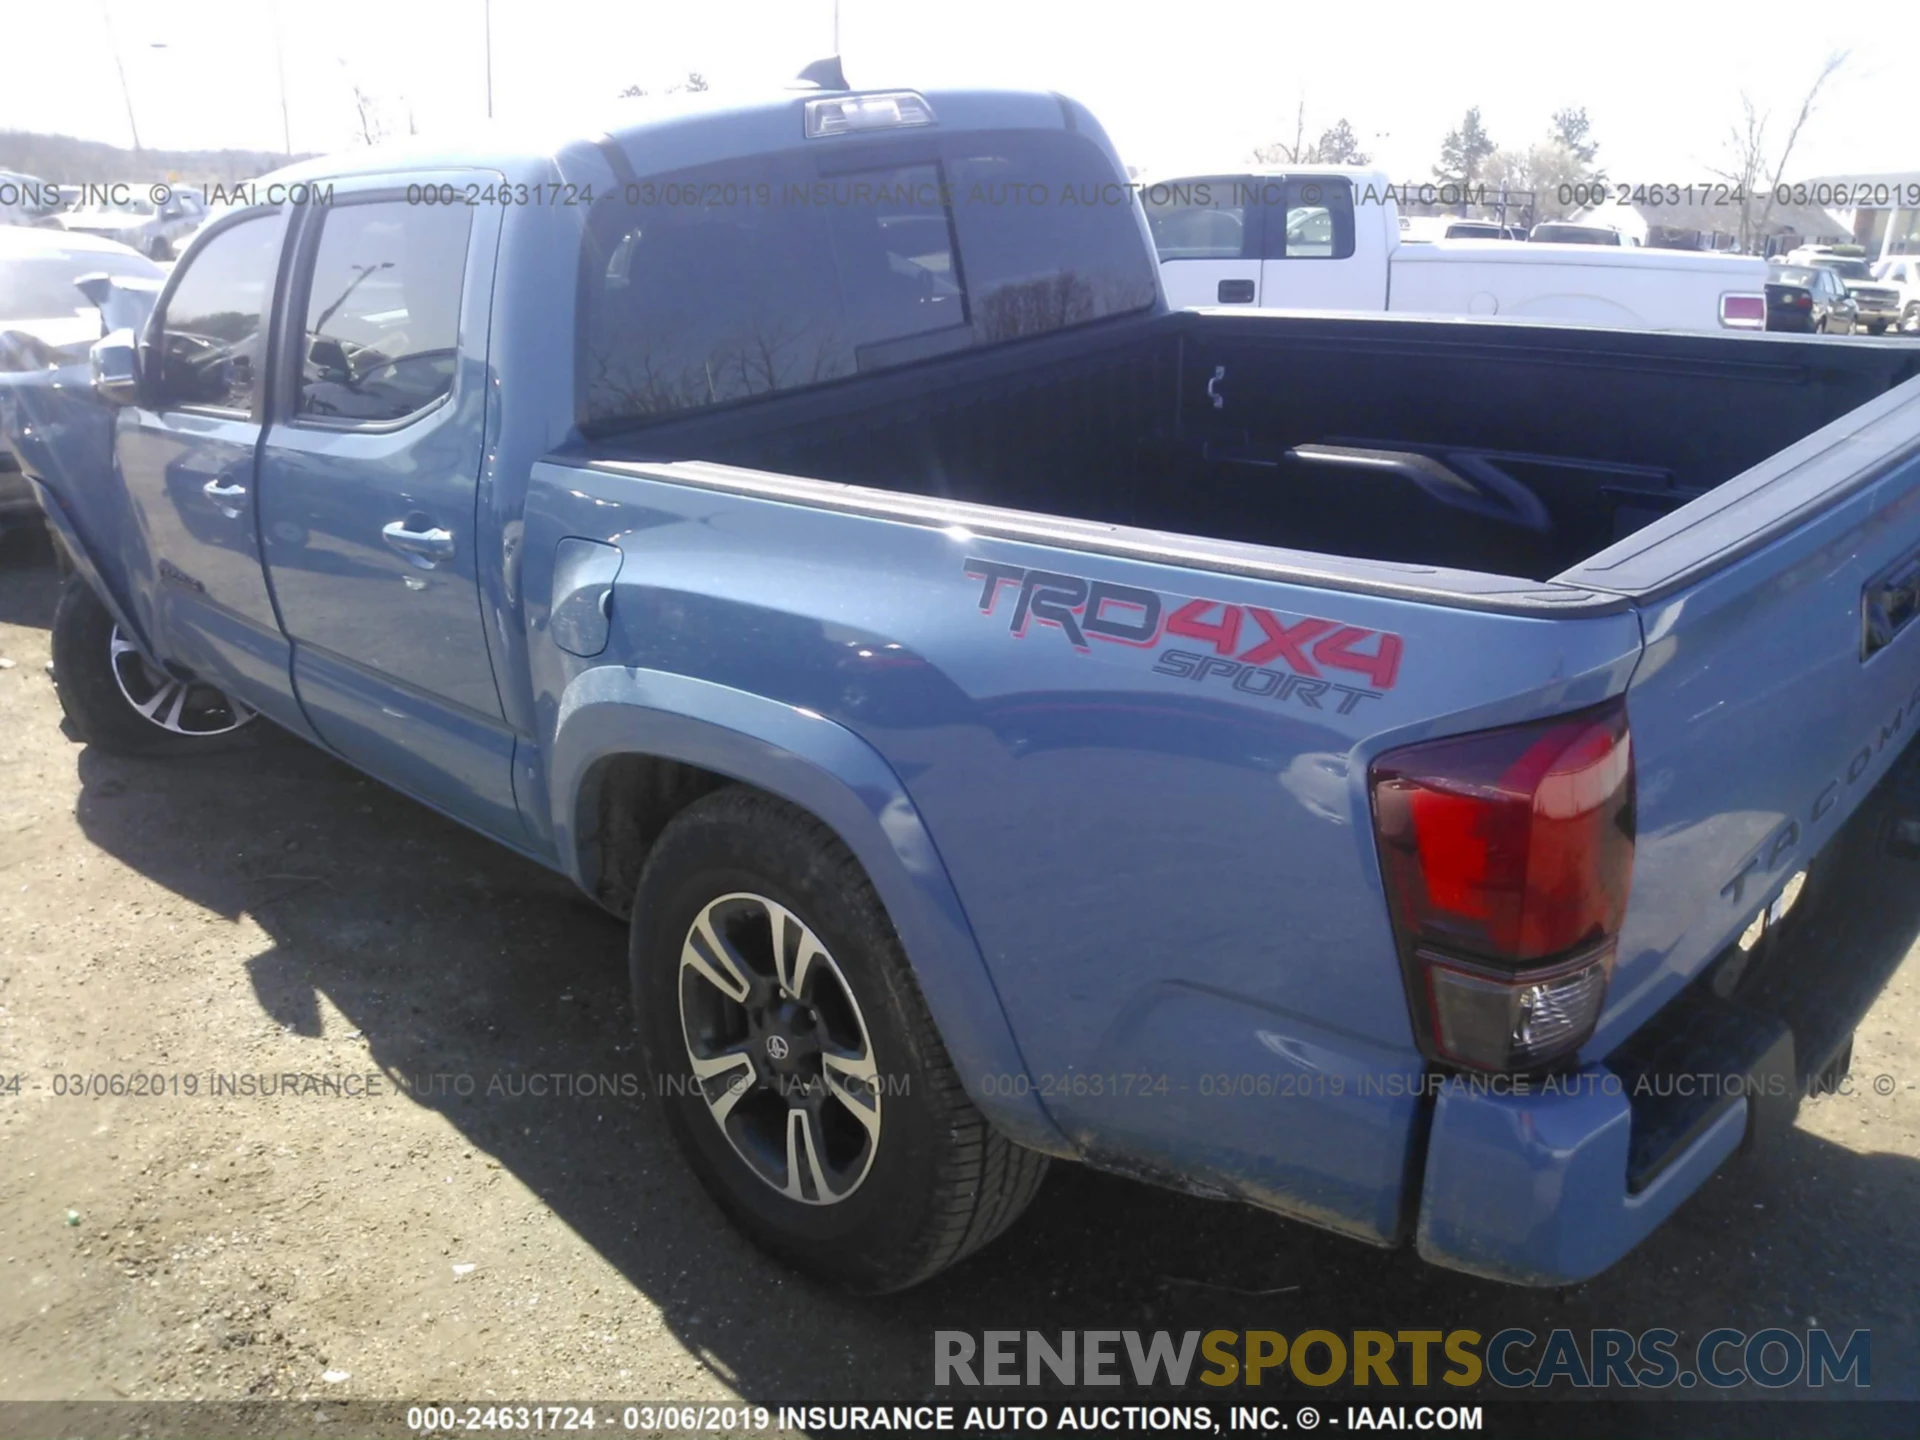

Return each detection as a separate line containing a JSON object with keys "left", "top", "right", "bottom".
{"left": 258, "top": 84, "right": 1104, "bottom": 189}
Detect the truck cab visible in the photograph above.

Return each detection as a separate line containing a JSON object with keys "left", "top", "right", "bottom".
{"left": 1142, "top": 165, "right": 1393, "bottom": 311}
{"left": 1149, "top": 165, "right": 1765, "bottom": 332}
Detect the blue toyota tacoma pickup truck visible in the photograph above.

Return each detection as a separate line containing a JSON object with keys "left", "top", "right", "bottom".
{"left": 5, "top": 73, "right": 1920, "bottom": 1295}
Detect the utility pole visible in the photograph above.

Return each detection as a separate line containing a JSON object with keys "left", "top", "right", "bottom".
{"left": 270, "top": 2, "right": 293, "bottom": 156}
{"left": 485, "top": 0, "right": 494, "bottom": 118}
{"left": 101, "top": 2, "right": 143, "bottom": 160}
{"left": 833, "top": 0, "right": 839, "bottom": 54}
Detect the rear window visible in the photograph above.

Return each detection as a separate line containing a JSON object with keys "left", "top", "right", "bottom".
{"left": 1531, "top": 225, "right": 1621, "bottom": 244}
{"left": 577, "top": 129, "right": 1157, "bottom": 432}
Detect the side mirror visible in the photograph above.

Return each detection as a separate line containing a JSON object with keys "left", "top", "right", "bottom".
{"left": 91, "top": 329, "right": 142, "bottom": 407}
{"left": 74, "top": 272, "right": 163, "bottom": 338}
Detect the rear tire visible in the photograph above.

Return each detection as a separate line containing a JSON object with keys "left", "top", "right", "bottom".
{"left": 631, "top": 787, "right": 1047, "bottom": 1293}
{"left": 50, "top": 575, "right": 257, "bottom": 757}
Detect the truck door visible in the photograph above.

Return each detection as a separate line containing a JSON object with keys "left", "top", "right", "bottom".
{"left": 1256, "top": 176, "right": 1390, "bottom": 312}
{"left": 1142, "top": 175, "right": 1263, "bottom": 309}
{"left": 114, "top": 205, "right": 311, "bottom": 735}
{"left": 255, "top": 179, "right": 519, "bottom": 839}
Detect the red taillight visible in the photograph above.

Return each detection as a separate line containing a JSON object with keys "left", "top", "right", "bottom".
{"left": 1720, "top": 293, "right": 1767, "bottom": 329}
{"left": 1793, "top": 293, "right": 1812, "bottom": 307}
{"left": 1370, "top": 699, "right": 1634, "bottom": 1071}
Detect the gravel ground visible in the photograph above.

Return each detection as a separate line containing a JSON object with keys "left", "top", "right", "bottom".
{"left": 1, "top": 534, "right": 1917, "bottom": 1431}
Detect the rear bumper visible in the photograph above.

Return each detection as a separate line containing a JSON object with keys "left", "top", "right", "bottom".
{"left": 1415, "top": 732, "right": 1920, "bottom": 1285}
{"left": 1414, "top": 1012, "right": 1788, "bottom": 1285}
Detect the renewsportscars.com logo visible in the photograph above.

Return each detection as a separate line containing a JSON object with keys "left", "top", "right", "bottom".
{"left": 933, "top": 1327, "right": 1871, "bottom": 1391}
{"left": 964, "top": 559, "right": 1406, "bottom": 717}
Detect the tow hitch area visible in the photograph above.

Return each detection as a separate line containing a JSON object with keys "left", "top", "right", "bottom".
{"left": 1606, "top": 997, "right": 1794, "bottom": 1191}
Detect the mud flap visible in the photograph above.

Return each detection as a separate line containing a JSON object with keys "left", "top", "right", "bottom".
{"left": 1739, "top": 1025, "right": 1797, "bottom": 1155}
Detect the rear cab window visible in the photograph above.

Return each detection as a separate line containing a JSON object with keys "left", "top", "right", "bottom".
{"left": 577, "top": 129, "right": 1157, "bottom": 431}
{"left": 1141, "top": 176, "right": 1355, "bottom": 262}
{"left": 1142, "top": 177, "right": 1258, "bottom": 260}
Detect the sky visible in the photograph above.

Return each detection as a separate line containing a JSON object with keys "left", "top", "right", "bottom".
{"left": 1, "top": 0, "right": 1912, "bottom": 184}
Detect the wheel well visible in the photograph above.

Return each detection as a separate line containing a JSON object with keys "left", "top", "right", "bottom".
{"left": 576, "top": 754, "right": 732, "bottom": 914}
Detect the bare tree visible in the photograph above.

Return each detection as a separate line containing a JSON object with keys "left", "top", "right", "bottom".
{"left": 620, "top": 71, "right": 711, "bottom": 99}
{"left": 1250, "top": 104, "right": 1371, "bottom": 166}
{"left": 351, "top": 84, "right": 390, "bottom": 146}
{"left": 1250, "top": 101, "right": 1309, "bottom": 165}
{"left": 1752, "top": 52, "right": 1847, "bottom": 245}
{"left": 1711, "top": 52, "right": 1847, "bottom": 250}
{"left": 336, "top": 58, "right": 407, "bottom": 147}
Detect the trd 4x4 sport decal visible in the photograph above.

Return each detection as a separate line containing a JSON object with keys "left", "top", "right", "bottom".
{"left": 964, "top": 559, "right": 1403, "bottom": 716}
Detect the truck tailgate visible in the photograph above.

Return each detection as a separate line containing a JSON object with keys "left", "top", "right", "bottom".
{"left": 1571, "top": 372, "right": 1920, "bottom": 1058}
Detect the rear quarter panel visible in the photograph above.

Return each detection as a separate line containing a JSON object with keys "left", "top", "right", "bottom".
{"left": 522, "top": 457, "right": 1643, "bottom": 1240}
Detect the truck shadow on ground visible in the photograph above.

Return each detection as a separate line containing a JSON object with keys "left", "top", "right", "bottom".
{"left": 32, "top": 579, "right": 1919, "bottom": 1420}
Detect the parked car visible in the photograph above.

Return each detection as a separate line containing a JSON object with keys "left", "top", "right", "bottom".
{"left": 1528, "top": 221, "right": 1631, "bottom": 245}
{"left": 0, "top": 226, "right": 163, "bottom": 541}
{"left": 1766, "top": 263, "right": 1859, "bottom": 333}
{"left": 0, "top": 170, "right": 63, "bottom": 226}
{"left": 1399, "top": 216, "right": 1523, "bottom": 242}
{"left": 1149, "top": 166, "right": 1764, "bottom": 330}
{"left": 1873, "top": 256, "right": 1920, "bottom": 333}
{"left": 1787, "top": 247, "right": 1904, "bottom": 334}
{"left": 57, "top": 190, "right": 203, "bottom": 260}
{"left": 7, "top": 76, "right": 1920, "bottom": 1296}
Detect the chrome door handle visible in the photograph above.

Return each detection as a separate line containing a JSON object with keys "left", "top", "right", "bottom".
{"left": 202, "top": 478, "right": 248, "bottom": 517}
{"left": 381, "top": 519, "right": 455, "bottom": 569}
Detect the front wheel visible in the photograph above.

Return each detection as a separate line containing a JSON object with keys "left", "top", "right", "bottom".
{"left": 50, "top": 575, "right": 256, "bottom": 756}
{"left": 632, "top": 788, "right": 1047, "bottom": 1293}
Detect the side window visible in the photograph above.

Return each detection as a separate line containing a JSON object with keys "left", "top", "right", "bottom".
{"left": 1142, "top": 178, "right": 1258, "bottom": 261}
{"left": 152, "top": 209, "right": 287, "bottom": 412}
{"left": 297, "top": 199, "right": 472, "bottom": 424}
{"left": 1268, "top": 179, "right": 1356, "bottom": 260}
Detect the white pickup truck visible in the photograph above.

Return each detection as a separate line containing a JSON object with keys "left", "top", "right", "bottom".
{"left": 1146, "top": 165, "right": 1768, "bottom": 333}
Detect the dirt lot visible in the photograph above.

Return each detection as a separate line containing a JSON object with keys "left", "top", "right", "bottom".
{"left": 2, "top": 534, "right": 1919, "bottom": 1425}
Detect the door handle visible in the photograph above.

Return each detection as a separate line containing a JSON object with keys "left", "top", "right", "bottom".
{"left": 1217, "top": 278, "right": 1256, "bottom": 304}
{"left": 382, "top": 518, "right": 455, "bottom": 569}
{"left": 202, "top": 478, "right": 248, "bottom": 517}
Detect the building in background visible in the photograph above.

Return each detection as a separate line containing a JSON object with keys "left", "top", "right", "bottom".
{"left": 1803, "top": 172, "right": 1920, "bottom": 262}
{"left": 1567, "top": 194, "right": 1847, "bottom": 255}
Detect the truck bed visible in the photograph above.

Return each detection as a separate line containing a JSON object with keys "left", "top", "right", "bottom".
{"left": 590, "top": 310, "right": 1920, "bottom": 584}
